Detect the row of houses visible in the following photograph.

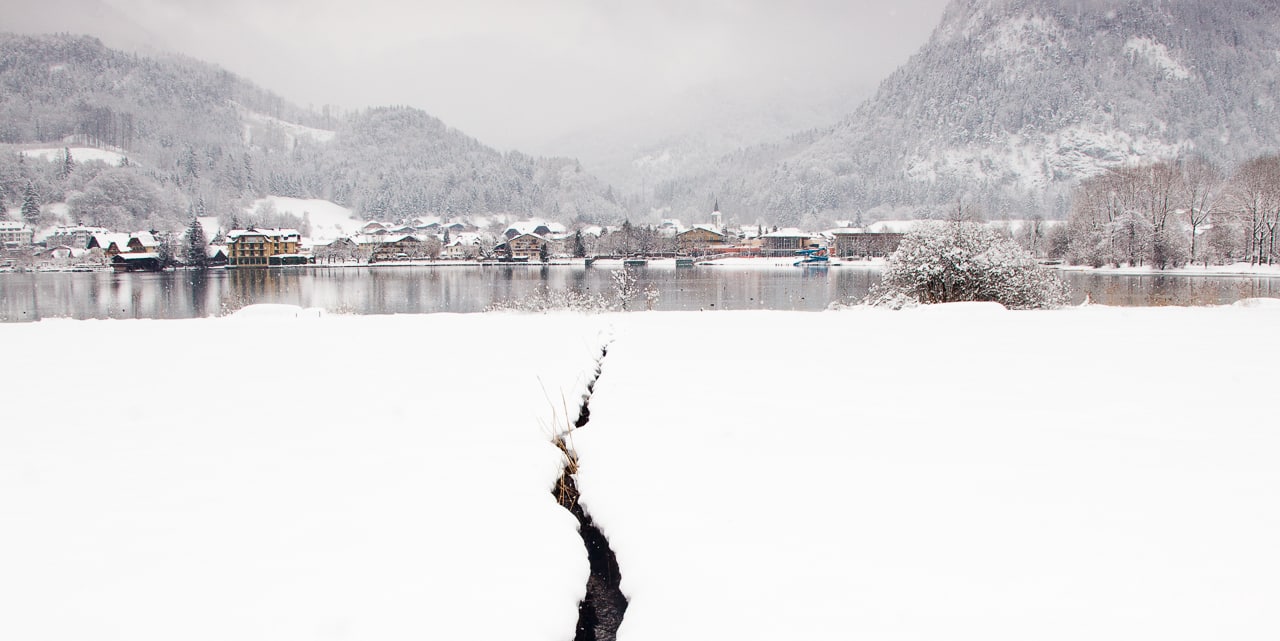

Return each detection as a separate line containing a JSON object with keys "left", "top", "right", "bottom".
{"left": 6, "top": 214, "right": 908, "bottom": 271}
{"left": 672, "top": 225, "right": 905, "bottom": 258}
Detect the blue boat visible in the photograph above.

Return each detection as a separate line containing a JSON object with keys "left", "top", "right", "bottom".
{"left": 793, "top": 247, "right": 830, "bottom": 267}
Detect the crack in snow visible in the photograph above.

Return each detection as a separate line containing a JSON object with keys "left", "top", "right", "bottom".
{"left": 552, "top": 340, "right": 628, "bottom": 641}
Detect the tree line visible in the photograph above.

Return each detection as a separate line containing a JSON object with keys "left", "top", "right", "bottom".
{"left": 1058, "top": 154, "right": 1280, "bottom": 268}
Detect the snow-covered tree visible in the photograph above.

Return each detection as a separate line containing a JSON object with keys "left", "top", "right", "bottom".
{"left": 20, "top": 181, "right": 39, "bottom": 225}
{"left": 60, "top": 147, "right": 74, "bottom": 179}
{"left": 611, "top": 267, "right": 640, "bottom": 310}
{"left": 183, "top": 217, "right": 209, "bottom": 269}
{"left": 156, "top": 232, "right": 177, "bottom": 269}
{"left": 868, "top": 222, "right": 1069, "bottom": 309}
{"left": 1229, "top": 154, "right": 1280, "bottom": 265}
{"left": 1172, "top": 157, "right": 1220, "bottom": 266}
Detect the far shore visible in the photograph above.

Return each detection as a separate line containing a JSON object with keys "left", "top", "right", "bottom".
{"left": 5, "top": 257, "right": 1280, "bottom": 278}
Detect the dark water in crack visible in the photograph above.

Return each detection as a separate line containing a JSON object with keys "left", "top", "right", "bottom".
{"left": 5, "top": 265, "right": 1279, "bottom": 321}
{"left": 554, "top": 344, "right": 626, "bottom": 641}
{"left": 557, "top": 474, "right": 627, "bottom": 641}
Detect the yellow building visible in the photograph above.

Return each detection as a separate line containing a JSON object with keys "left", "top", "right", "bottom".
{"left": 227, "top": 228, "right": 302, "bottom": 266}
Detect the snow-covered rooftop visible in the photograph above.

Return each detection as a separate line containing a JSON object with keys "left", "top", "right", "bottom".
{"left": 227, "top": 228, "right": 301, "bottom": 240}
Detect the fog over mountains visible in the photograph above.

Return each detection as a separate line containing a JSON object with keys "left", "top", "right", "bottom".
{"left": 0, "top": 34, "right": 626, "bottom": 232}
{"left": 657, "top": 0, "right": 1280, "bottom": 225}
{"left": 3, "top": 0, "right": 1280, "bottom": 230}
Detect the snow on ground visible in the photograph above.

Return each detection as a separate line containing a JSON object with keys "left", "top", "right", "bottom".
{"left": 22, "top": 146, "right": 127, "bottom": 165}
{"left": 575, "top": 305, "right": 1280, "bottom": 641}
{"left": 4, "top": 304, "right": 1279, "bottom": 641}
{"left": 233, "top": 102, "right": 337, "bottom": 144}
{"left": 1124, "top": 37, "right": 1193, "bottom": 80}
{"left": 246, "top": 196, "right": 362, "bottom": 244}
{"left": 0, "top": 309, "right": 608, "bottom": 641}
{"left": 197, "top": 215, "right": 222, "bottom": 239}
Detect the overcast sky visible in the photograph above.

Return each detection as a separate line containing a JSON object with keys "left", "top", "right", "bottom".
{"left": 10, "top": 0, "right": 952, "bottom": 151}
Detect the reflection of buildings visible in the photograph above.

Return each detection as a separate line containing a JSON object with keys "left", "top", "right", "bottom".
{"left": 227, "top": 228, "right": 302, "bottom": 266}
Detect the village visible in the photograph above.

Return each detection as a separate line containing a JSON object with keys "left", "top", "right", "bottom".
{"left": 0, "top": 210, "right": 911, "bottom": 271}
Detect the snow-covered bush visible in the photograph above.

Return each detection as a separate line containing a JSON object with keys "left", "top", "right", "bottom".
{"left": 488, "top": 268, "right": 660, "bottom": 313}
{"left": 866, "top": 222, "right": 1069, "bottom": 309}
{"left": 485, "top": 286, "right": 612, "bottom": 313}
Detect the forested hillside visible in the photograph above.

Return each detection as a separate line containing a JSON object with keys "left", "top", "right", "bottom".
{"left": 0, "top": 33, "right": 626, "bottom": 233}
{"left": 649, "top": 0, "right": 1280, "bottom": 226}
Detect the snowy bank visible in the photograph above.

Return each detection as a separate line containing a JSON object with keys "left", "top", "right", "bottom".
{"left": 575, "top": 305, "right": 1280, "bottom": 641}
{"left": 0, "top": 309, "right": 608, "bottom": 641}
{"left": 3, "top": 304, "right": 1279, "bottom": 641}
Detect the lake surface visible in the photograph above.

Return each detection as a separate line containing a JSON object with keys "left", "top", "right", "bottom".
{"left": 2, "top": 264, "right": 1278, "bottom": 322}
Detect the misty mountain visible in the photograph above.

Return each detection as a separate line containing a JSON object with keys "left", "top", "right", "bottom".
{"left": 658, "top": 0, "right": 1280, "bottom": 226}
{"left": 542, "top": 79, "right": 873, "bottom": 199}
{"left": 0, "top": 33, "right": 626, "bottom": 233}
{"left": 0, "top": 0, "right": 167, "bottom": 55}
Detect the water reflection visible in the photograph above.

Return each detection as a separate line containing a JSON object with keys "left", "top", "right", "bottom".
{"left": 2, "top": 265, "right": 1278, "bottom": 322}
{"left": 1065, "top": 272, "right": 1280, "bottom": 306}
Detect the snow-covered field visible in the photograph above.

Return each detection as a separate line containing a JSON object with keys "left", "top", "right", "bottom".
{"left": 3, "top": 303, "right": 1278, "bottom": 640}
{"left": 245, "top": 196, "right": 363, "bottom": 244}
{"left": 579, "top": 304, "right": 1280, "bottom": 640}
{"left": 21, "top": 146, "right": 127, "bottom": 165}
{"left": 233, "top": 102, "right": 337, "bottom": 145}
{"left": 1, "top": 309, "right": 606, "bottom": 641}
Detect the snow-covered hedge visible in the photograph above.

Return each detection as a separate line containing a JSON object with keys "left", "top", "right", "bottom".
{"left": 868, "top": 222, "right": 1069, "bottom": 309}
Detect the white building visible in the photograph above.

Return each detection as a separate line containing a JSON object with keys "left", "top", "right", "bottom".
{"left": 1, "top": 221, "right": 34, "bottom": 249}
{"left": 45, "top": 225, "right": 111, "bottom": 249}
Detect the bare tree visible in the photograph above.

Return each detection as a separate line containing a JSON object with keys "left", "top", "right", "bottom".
{"left": 1229, "top": 155, "right": 1280, "bottom": 265}
{"left": 1174, "top": 156, "right": 1223, "bottom": 266}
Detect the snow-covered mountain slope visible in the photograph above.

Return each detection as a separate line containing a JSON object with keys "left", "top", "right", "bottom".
{"left": 672, "top": 0, "right": 1280, "bottom": 223}
{"left": 0, "top": 34, "right": 627, "bottom": 232}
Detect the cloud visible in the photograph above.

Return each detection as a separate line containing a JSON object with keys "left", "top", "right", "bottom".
{"left": 80, "top": 0, "right": 950, "bottom": 150}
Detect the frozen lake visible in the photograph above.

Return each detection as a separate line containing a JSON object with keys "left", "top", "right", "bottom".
{"left": 2, "top": 264, "right": 1279, "bottom": 321}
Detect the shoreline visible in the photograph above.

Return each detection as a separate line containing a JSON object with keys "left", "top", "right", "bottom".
{"left": 5, "top": 257, "right": 1280, "bottom": 278}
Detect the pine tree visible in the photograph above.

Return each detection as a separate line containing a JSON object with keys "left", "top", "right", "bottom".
{"left": 572, "top": 230, "right": 586, "bottom": 258}
{"left": 183, "top": 217, "right": 209, "bottom": 269}
{"left": 60, "top": 147, "right": 74, "bottom": 179}
{"left": 156, "top": 233, "right": 176, "bottom": 269}
{"left": 21, "top": 181, "right": 40, "bottom": 225}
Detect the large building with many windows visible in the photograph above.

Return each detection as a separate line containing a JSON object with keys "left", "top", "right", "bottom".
{"left": 226, "top": 228, "right": 302, "bottom": 266}
{"left": 45, "top": 225, "right": 111, "bottom": 249}
{"left": 1, "top": 221, "right": 33, "bottom": 249}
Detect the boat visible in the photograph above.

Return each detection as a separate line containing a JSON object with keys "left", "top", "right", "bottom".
{"left": 793, "top": 247, "right": 830, "bottom": 267}
{"left": 623, "top": 258, "right": 648, "bottom": 267}
{"left": 675, "top": 258, "right": 695, "bottom": 268}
